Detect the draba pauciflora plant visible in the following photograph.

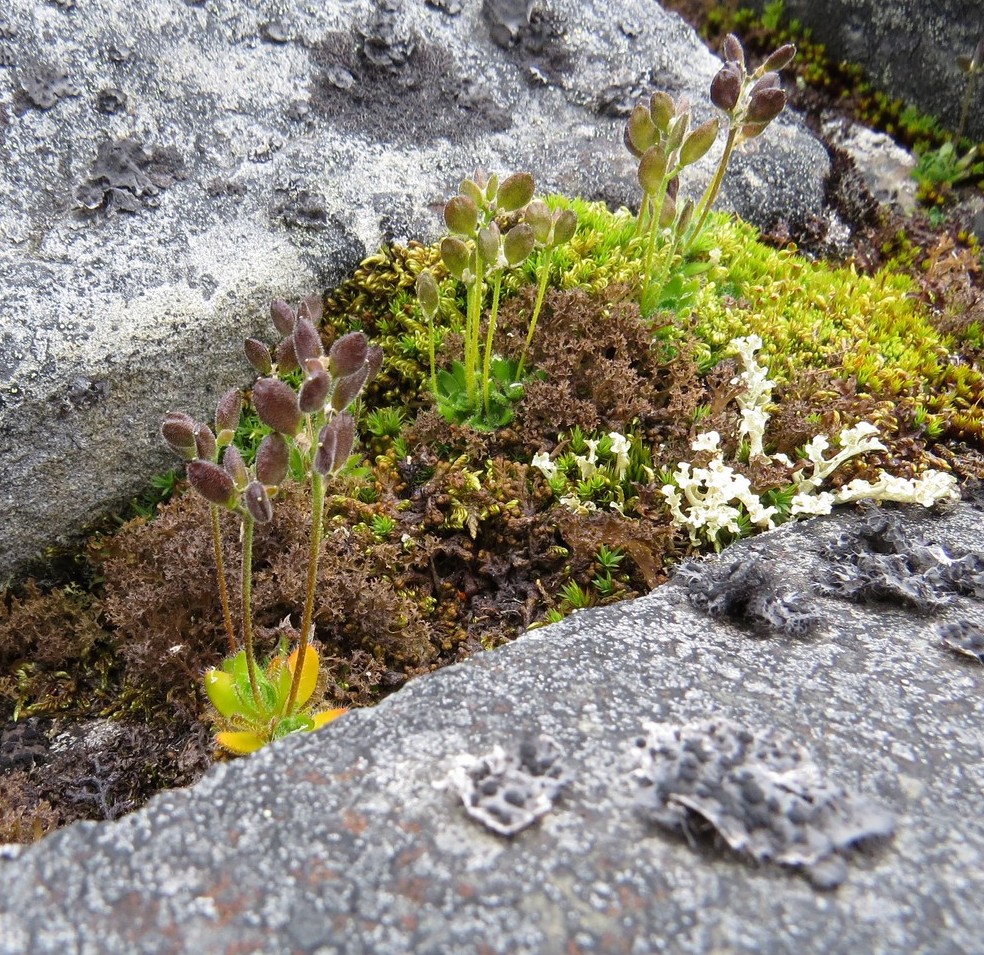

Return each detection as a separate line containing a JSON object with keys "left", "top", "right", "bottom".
{"left": 161, "top": 295, "right": 383, "bottom": 754}
{"left": 625, "top": 33, "right": 794, "bottom": 309}
{"left": 415, "top": 170, "right": 577, "bottom": 429}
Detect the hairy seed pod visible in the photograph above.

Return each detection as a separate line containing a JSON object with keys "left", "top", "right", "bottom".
{"left": 299, "top": 369, "right": 331, "bottom": 413}
{"left": 328, "top": 331, "right": 369, "bottom": 378}
{"left": 503, "top": 223, "right": 535, "bottom": 266}
{"left": 551, "top": 208, "right": 577, "bottom": 246}
{"left": 222, "top": 445, "right": 248, "bottom": 489}
{"left": 293, "top": 317, "right": 323, "bottom": 364}
{"left": 315, "top": 412, "right": 356, "bottom": 474}
{"left": 416, "top": 269, "right": 440, "bottom": 319}
{"left": 745, "top": 86, "right": 786, "bottom": 125}
{"left": 215, "top": 388, "right": 242, "bottom": 446}
{"left": 666, "top": 176, "right": 679, "bottom": 201}
{"left": 723, "top": 33, "right": 745, "bottom": 70}
{"left": 270, "top": 299, "right": 295, "bottom": 336}
{"left": 252, "top": 377, "right": 301, "bottom": 435}
{"left": 244, "top": 480, "right": 274, "bottom": 524}
{"left": 297, "top": 292, "right": 323, "bottom": 326}
{"left": 244, "top": 338, "right": 273, "bottom": 376}
{"left": 677, "top": 197, "right": 695, "bottom": 234}
{"left": 440, "top": 236, "right": 470, "bottom": 278}
{"left": 740, "top": 122, "right": 769, "bottom": 141}
{"left": 485, "top": 172, "right": 499, "bottom": 202}
{"left": 626, "top": 103, "right": 658, "bottom": 155}
{"left": 679, "top": 117, "right": 720, "bottom": 166}
{"left": 496, "top": 172, "right": 535, "bottom": 213}
{"left": 274, "top": 335, "right": 299, "bottom": 374}
{"left": 524, "top": 199, "right": 552, "bottom": 244}
{"left": 638, "top": 144, "right": 668, "bottom": 195}
{"left": 710, "top": 63, "right": 742, "bottom": 113}
{"left": 659, "top": 193, "right": 677, "bottom": 229}
{"left": 187, "top": 459, "right": 238, "bottom": 508}
{"left": 649, "top": 91, "right": 675, "bottom": 133}
{"left": 255, "top": 432, "right": 289, "bottom": 486}
{"left": 331, "top": 364, "right": 370, "bottom": 412}
{"left": 476, "top": 223, "right": 501, "bottom": 267}
{"left": 313, "top": 422, "right": 336, "bottom": 476}
{"left": 444, "top": 195, "right": 479, "bottom": 236}
{"left": 195, "top": 424, "right": 218, "bottom": 462}
{"left": 161, "top": 411, "right": 198, "bottom": 458}
{"left": 760, "top": 43, "right": 795, "bottom": 74}
{"left": 365, "top": 344, "right": 384, "bottom": 383}
{"left": 750, "top": 72, "right": 780, "bottom": 96}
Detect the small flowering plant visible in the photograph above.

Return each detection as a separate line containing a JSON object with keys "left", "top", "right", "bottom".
{"left": 416, "top": 170, "right": 577, "bottom": 429}
{"left": 659, "top": 336, "right": 959, "bottom": 547}
{"left": 162, "top": 294, "right": 382, "bottom": 753}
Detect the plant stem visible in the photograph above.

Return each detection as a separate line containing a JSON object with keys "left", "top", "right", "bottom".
{"left": 686, "top": 124, "right": 738, "bottom": 252}
{"left": 426, "top": 311, "right": 438, "bottom": 396}
{"left": 210, "top": 504, "right": 237, "bottom": 653}
{"left": 640, "top": 178, "right": 670, "bottom": 304}
{"left": 241, "top": 513, "right": 261, "bottom": 707}
{"left": 517, "top": 250, "right": 552, "bottom": 380}
{"left": 285, "top": 468, "right": 325, "bottom": 716}
{"left": 482, "top": 273, "right": 503, "bottom": 418}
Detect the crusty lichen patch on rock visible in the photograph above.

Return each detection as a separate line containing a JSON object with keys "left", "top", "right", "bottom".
{"left": 631, "top": 718, "right": 896, "bottom": 889}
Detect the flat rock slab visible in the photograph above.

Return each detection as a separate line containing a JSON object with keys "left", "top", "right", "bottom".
{"left": 0, "top": 0, "right": 829, "bottom": 579}
{"left": 1, "top": 501, "right": 981, "bottom": 954}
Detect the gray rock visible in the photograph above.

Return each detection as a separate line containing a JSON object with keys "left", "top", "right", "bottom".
{"left": 745, "top": 0, "right": 984, "bottom": 140}
{"left": 0, "top": 0, "right": 829, "bottom": 580}
{"left": 0, "top": 500, "right": 981, "bottom": 954}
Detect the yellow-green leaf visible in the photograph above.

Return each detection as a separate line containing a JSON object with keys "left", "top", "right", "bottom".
{"left": 215, "top": 730, "right": 266, "bottom": 755}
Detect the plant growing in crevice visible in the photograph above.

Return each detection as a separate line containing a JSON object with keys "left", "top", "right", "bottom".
{"left": 624, "top": 33, "right": 794, "bottom": 310}
{"left": 415, "top": 171, "right": 578, "bottom": 429}
{"left": 162, "top": 295, "right": 382, "bottom": 753}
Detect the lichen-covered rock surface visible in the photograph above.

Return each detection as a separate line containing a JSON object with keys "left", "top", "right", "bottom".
{"left": 0, "top": 501, "right": 980, "bottom": 954}
{"left": 0, "top": 0, "right": 829, "bottom": 579}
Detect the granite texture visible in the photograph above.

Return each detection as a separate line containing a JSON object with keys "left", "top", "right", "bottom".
{"left": 0, "top": 0, "right": 829, "bottom": 579}
{"left": 0, "top": 500, "right": 980, "bottom": 954}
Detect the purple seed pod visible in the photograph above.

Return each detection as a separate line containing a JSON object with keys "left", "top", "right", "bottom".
{"left": 722, "top": 33, "right": 745, "bottom": 71}
{"left": 331, "top": 363, "right": 370, "bottom": 412}
{"left": 760, "top": 43, "right": 795, "bottom": 74}
{"left": 313, "top": 423, "right": 337, "bottom": 477}
{"left": 161, "top": 411, "right": 198, "bottom": 458}
{"left": 195, "top": 424, "right": 218, "bottom": 462}
{"left": 297, "top": 292, "right": 323, "bottom": 326}
{"left": 299, "top": 368, "right": 331, "bottom": 413}
{"left": 252, "top": 377, "right": 302, "bottom": 435}
{"left": 710, "top": 63, "right": 742, "bottom": 113}
{"left": 328, "top": 331, "right": 369, "bottom": 378}
{"left": 256, "top": 432, "right": 290, "bottom": 486}
{"left": 314, "top": 412, "right": 356, "bottom": 476}
{"left": 750, "top": 72, "right": 780, "bottom": 96}
{"left": 745, "top": 86, "right": 786, "bottom": 126}
{"left": 244, "top": 338, "right": 273, "bottom": 376}
{"left": 244, "top": 480, "right": 274, "bottom": 524}
{"left": 187, "top": 459, "right": 238, "bottom": 508}
{"left": 222, "top": 445, "right": 249, "bottom": 489}
{"left": 215, "top": 388, "right": 242, "bottom": 446}
{"left": 270, "top": 299, "right": 295, "bottom": 336}
{"left": 274, "top": 335, "right": 299, "bottom": 374}
{"left": 365, "top": 344, "right": 384, "bottom": 383}
{"left": 293, "top": 316, "right": 324, "bottom": 364}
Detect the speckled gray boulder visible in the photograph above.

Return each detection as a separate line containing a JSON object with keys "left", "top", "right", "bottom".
{"left": 0, "top": 0, "right": 829, "bottom": 579}
{"left": 0, "top": 501, "right": 981, "bottom": 954}
{"left": 745, "top": 0, "right": 984, "bottom": 140}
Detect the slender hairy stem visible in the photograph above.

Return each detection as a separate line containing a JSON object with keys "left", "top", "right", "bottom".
{"left": 427, "top": 311, "right": 438, "bottom": 396}
{"left": 210, "top": 504, "right": 237, "bottom": 653}
{"left": 482, "top": 274, "right": 503, "bottom": 418}
{"left": 241, "top": 514, "right": 261, "bottom": 707}
{"left": 685, "top": 125, "right": 738, "bottom": 252}
{"left": 466, "top": 259, "right": 484, "bottom": 407}
{"left": 517, "top": 250, "right": 552, "bottom": 381}
{"left": 285, "top": 469, "right": 326, "bottom": 716}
